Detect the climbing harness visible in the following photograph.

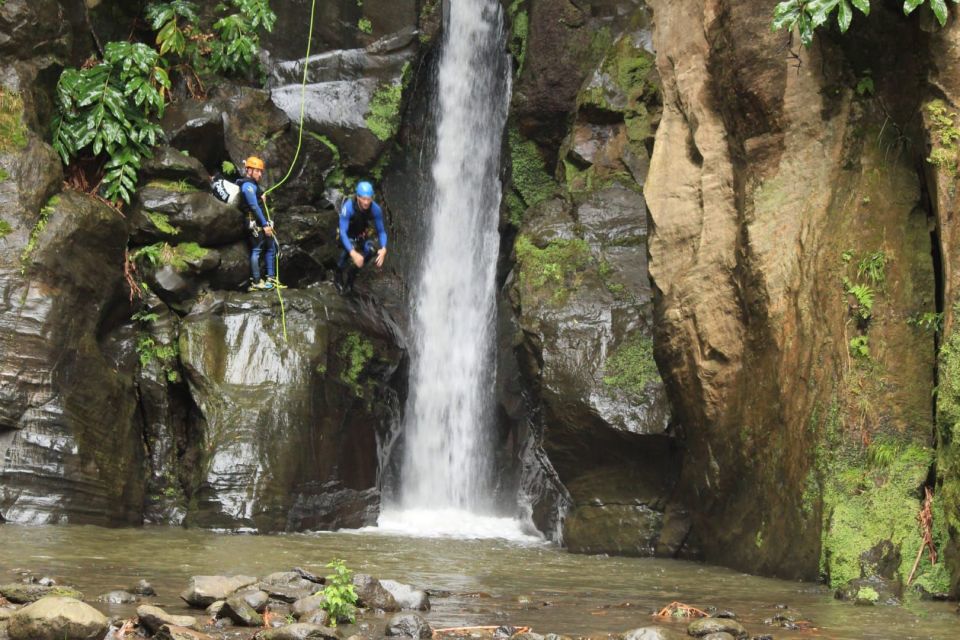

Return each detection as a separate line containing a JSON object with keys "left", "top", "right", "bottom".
{"left": 258, "top": 0, "right": 319, "bottom": 343}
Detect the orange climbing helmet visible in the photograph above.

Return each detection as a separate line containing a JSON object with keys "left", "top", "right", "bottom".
{"left": 244, "top": 156, "right": 266, "bottom": 170}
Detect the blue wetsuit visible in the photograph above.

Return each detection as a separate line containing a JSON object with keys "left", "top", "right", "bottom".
{"left": 337, "top": 197, "right": 387, "bottom": 271}
{"left": 239, "top": 178, "right": 275, "bottom": 281}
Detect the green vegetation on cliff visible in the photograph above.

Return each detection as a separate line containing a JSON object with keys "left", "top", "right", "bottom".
{"left": 136, "top": 334, "right": 181, "bottom": 383}
{"left": 507, "top": 1, "right": 529, "bottom": 77}
{"left": 0, "top": 218, "right": 11, "bottom": 239}
{"left": 20, "top": 196, "right": 59, "bottom": 274}
{"left": 133, "top": 241, "right": 209, "bottom": 271}
{"left": 365, "top": 63, "right": 410, "bottom": 142}
{"left": 773, "top": 0, "right": 955, "bottom": 48}
{"left": 339, "top": 332, "right": 374, "bottom": 396}
{"left": 926, "top": 100, "right": 960, "bottom": 174}
{"left": 0, "top": 88, "right": 28, "bottom": 152}
{"left": 603, "top": 334, "right": 658, "bottom": 396}
{"left": 935, "top": 329, "right": 960, "bottom": 594}
{"left": 146, "top": 211, "right": 182, "bottom": 236}
{"left": 508, "top": 128, "right": 555, "bottom": 225}
{"left": 514, "top": 235, "right": 590, "bottom": 304}
{"left": 52, "top": 1, "right": 277, "bottom": 204}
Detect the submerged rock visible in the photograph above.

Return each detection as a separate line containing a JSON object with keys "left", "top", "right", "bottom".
{"left": 686, "top": 618, "right": 747, "bottom": 639}
{"left": 8, "top": 596, "right": 108, "bottom": 640}
{"left": 619, "top": 627, "right": 681, "bottom": 640}
{"left": 155, "top": 624, "right": 213, "bottom": 640}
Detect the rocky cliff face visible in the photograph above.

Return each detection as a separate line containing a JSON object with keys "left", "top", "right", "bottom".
{"left": 642, "top": 0, "right": 948, "bottom": 593}
{"left": 0, "top": 0, "right": 418, "bottom": 531}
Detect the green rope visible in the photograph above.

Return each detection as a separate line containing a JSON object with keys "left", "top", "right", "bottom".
{"left": 260, "top": 0, "right": 318, "bottom": 343}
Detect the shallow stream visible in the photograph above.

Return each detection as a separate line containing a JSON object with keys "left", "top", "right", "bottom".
{"left": 1, "top": 525, "right": 957, "bottom": 639}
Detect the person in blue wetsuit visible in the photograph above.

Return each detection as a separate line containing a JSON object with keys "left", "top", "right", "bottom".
{"left": 238, "top": 156, "right": 283, "bottom": 291}
{"left": 335, "top": 180, "right": 388, "bottom": 294}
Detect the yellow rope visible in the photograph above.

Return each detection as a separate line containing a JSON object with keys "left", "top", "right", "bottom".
{"left": 260, "top": 0, "right": 318, "bottom": 343}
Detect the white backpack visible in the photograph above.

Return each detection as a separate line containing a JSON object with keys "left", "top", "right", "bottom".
{"left": 211, "top": 175, "right": 241, "bottom": 206}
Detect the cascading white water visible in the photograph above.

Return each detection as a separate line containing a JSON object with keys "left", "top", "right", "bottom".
{"left": 376, "top": 0, "right": 535, "bottom": 539}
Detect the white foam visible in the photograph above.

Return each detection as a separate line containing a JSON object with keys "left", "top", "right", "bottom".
{"left": 350, "top": 508, "right": 544, "bottom": 544}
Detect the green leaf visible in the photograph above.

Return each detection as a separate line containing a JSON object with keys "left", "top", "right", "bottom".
{"left": 851, "top": 0, "right": 870, "bottom": 13}
{"left": 838, "top": 0, "right": 853, "bottom": 31}
{"left": 904, "top": 0, "right": 926, "bottom": 14}
{"left": 930, "top": 0, "right": 949, "bottom": 24}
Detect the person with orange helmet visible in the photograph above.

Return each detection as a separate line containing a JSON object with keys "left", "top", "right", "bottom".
{"left": 238, "top": 156, "right": 280, "bottom": 291}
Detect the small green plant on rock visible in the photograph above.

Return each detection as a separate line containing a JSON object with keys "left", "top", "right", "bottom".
{"left": 357, "top": 17, "right": 373, "bottom": 33}
{"left": 856, "top": 251, "right": 887, "bottom": 289}
{"left": 132, "top": 241, "right": 208, "bottom": 270}
{"left": 0, "top": 218, "right": 11, "bottom": 239}
{"left": 849, "top": 335, "right": 870, "bottom": 359}
{"left": 908, "top": 311, "right": 944, "bottom": 335}
{"left": 514, "top": 235, "right": 591, "bottom": 304}
{"left": 136, "top": 334, "right": 181, "bottom": 383}
{"left": 146, "top": 211, "right": 181, "bottom": 236}
{"left": 319, "top": 559, "right": 358, "bottom": 626}
{"left": 0, "top": 87, "right": 29, "bottom": 152}
{"left": 843, "top": 279, "right": 874, "bottom": 321}
{"left": 603, "top": 334, "right": 659, "bottom": 395}
{"left": 339, "top": 332, "right": 374, "bottom": 396}
{"left": 20, "top": 196, "right": 59, "bottom": 275}
{"left": 365, "top": 65, "right": 409, "bottom": 142}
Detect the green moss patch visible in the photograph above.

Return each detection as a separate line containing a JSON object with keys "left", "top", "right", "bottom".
{"left": 20, "top": 196, "right": 60, "bottom": 273}
{"left": 146, "top": 211, "right": 181, "bottom": 236}
{"left": 603, "top": 334, "right": 658, "bottom": 396}
{"left": 935, "top": 328, "right": 960, "bottom": 594}
{"left": 508, "top": 128, "right": 556, "bottom": 225}
{"left": 818, "top": 426, "right": 941, "bottom": 591}
{"left": 0, "top": 218, "right": 12, "bottom": 239}
{"left": 0, "top": 167, "right": 10, "bottom": 181}
{"left": 365, "top": 66, "right": 409, "bottom": 142}
{"left": 926, "top": 100, "right": 960, "bottom": 174}
{"left": 507, "top": 1, "right": 529, "bottom": 77}
{"left": 339, "top": 332, "right": 374, "bottom": 396}
{"left": 514, "top": 234, "right": 590, "bottom": 304}
{"left": 145, "top": 179, "right": 199, "bottom": 193}
{"left": 0, "top": 88, "right": 29, "bottom": 153}
{"left": 132, "top": 241, "right": 208, "bottom": 270}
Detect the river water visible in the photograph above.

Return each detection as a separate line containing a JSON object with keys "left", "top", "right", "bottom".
{"left": 0, "top": 525, "right": 955, "bottom": 639}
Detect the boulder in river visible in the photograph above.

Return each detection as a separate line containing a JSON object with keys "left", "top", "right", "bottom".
{"left": 221, "top": 595, "right": 264, "bottom": 626}
{"left": 292, "top": 594, "right": 326, "bottom": 619}
{"left": 620, "top": 626, "right": 683, "bottom": 640}
{"left": 155, "top": 624, "right": 214, "bottom": 640}
{"left": 137, "top": 605, "right": 198, "bottom": 633}
{"left": 255, "top": 622, "right": 341, "bottom": 640}
{"left": 8, "top": 596, "right": 108, "bottom": 640}
{"left": 300, "top": 609, "right": 331, "bottom": 626}
{"left": 180, "top": 575, "right": 258, "bottom": 608}
{"left": 385, "top": 612, "right": 432, "bottom": 638}
{"left": 352, "top": 574, "right": 399, "bottom": 611}
{"left": 0, "top": 585, "right": 83, "bottom": 604}
{"left": 237, "top": 589, "right": 270, "bottom": 613}
{"left": 686, "top": 618, "right": 747, "bottom": 639}
{"left": 131, "top": 580, "right": 157, "bottom": 596}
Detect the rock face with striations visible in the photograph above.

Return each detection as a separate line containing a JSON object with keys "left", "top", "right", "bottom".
{"left": 644, "top": 0, "right": 943, "bottom": 590}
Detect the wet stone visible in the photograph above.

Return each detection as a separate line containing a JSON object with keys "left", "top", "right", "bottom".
{"left": 180, "top": 575, "right": 258, "bottom": 608}
{"left": 8, "top": 596, "right": 108, "bottom": 640}
{"left": 292, "top": 594, "right": 326, "bottom": 619}
{"left": 155, "top": 624, "right": 214, "bottom": 640}
{"left": 353, "top": 574, "right": 399, "bottom": 611}
{"left": 686, "top": 618, "right": 747, "bottom": 638}
{"left": 131, "top": 580, "right": 157, "bottom": 596}
{"left": 300, "top": 610, "right": 331, "bottom": 626}
{"left": 293, "top": 568, "right": 324, "bottom": 584}
{"left": 701, "top": 634, "right": 735, "bottom": 640}
{"left": 205, "top": 601, "right": 225, "bottom": 616}
{"left": 0, "top": 585, "right": 84, "bottom": 605}
{"left": 238, "top": 589, "right": 270, "bottom": 613}
{"left": 385, "top": 612, "right": 432, "bottom": 638}
{"left": 255, "top": 622, "right": 341, "bottom": 640}
{"left": 222, "top": 595, "right": 264, "bottom": 627}
{"left": 137, "top": 605, "right": 198, "bottom": 632}
{"left": 620, "top": 627, "right": 681, "bottom": 640}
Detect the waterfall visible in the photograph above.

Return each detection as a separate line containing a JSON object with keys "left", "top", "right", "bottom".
{"left": 376, "top": 0, "right": 535, "bottom": 540}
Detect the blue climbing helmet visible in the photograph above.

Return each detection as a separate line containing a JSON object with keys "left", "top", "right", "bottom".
{"left": 356, "top": 181, "right": 375, "bottom": 198}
